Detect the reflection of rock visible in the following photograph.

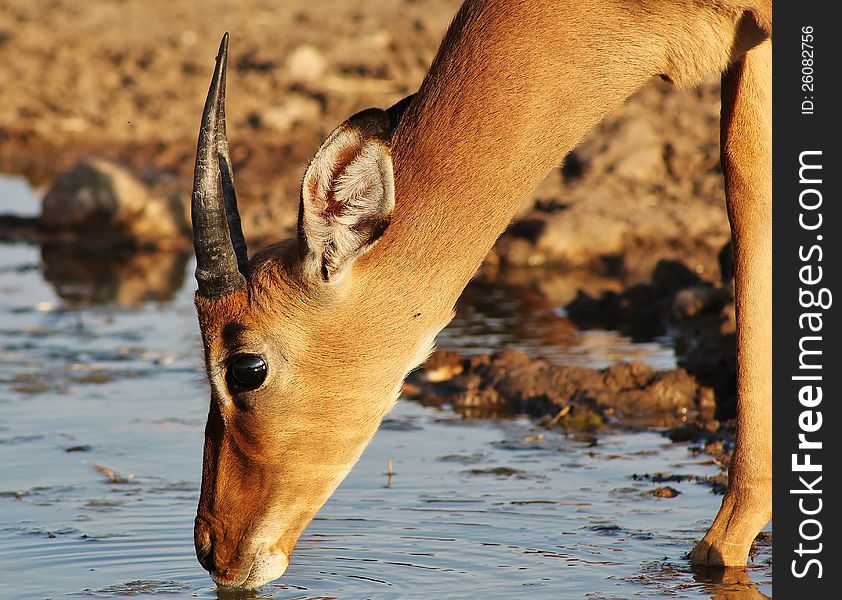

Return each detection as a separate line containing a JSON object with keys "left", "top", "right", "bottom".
{"left": 41, "top": 244, "right": 189, "bottom": 306}
{"left": 41, "top": 158, "right": 188, "bottom": 247}
{"left": 474, "top": 258, "right": 625, "bottom": 309}
{"left": 405, "top": 348, "right": 715, "bottom": 428}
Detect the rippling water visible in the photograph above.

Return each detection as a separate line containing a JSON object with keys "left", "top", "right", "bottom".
{"left": 0, "top": 176, "right": 771, "bottom": 598}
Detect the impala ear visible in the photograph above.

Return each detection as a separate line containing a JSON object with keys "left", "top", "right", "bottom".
{"left": 748, "top": 0, "right": 771, "bottom": 39}
{"left": 298, "top": 108, "right": 395, "bottom": 283}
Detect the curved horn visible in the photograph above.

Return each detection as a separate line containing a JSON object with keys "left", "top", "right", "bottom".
{"left": 192, "top": 33, "right": 248, "bottom": 299}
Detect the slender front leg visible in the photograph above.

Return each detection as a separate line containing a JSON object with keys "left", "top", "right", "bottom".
{"left": 690, "top": 39, "right": 772, "bottom": 566}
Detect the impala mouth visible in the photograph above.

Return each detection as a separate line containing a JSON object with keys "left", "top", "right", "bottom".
{"left": 211, "top": 545, "right": 290, "bottom": 590}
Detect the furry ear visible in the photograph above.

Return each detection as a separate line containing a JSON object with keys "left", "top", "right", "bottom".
{"left": 298, "top": 108, "right": 395, "bottom": 283}
{"left": 731, "top": 1, "right": 771, "bottom": 60}
{"left": 748, "top": 0, "right": 771, "bottom": 39}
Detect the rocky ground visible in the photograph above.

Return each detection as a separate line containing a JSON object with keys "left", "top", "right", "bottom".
{"left": 0, "top": 0, "right": 459, "bottom": 239}
{"left": 1, "top": 0, "right": 739, "bottom": 475}
{"left": 0, "top": 0, "right": 728, "bottom": 269}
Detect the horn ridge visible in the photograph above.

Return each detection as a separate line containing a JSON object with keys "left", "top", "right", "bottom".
{"left": 215, "top": 41, "right": 250, "bottom": 278}
{"left": 191, "top": 33, "right": 247, "bottom": 299}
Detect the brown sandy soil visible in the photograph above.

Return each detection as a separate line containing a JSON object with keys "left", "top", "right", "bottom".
{"left": 0, "top": 0, "right": 459, "bottom": 234}
{"left": 494, "top": 76, "right": 728, "bottom": 280}
{"left": 0, "top": 0, "right": 729, "bottom": 270}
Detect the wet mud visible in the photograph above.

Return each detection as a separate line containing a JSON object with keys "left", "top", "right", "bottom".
{"left": 406, "top": 348, "right": 715, "bottom": 429}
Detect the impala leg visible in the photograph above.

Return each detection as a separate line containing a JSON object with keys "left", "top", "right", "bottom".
{"left": 689, "top": 39, "right": 772, "bottom": 567}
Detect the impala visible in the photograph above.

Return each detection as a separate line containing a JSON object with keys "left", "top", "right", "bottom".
{"left": 190, "top": 0, "right": 771, "bottom": 588}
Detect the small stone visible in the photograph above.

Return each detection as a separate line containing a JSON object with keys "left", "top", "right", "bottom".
{"left": 257, "top": 95, "right": 322, "bottom": 133}
{"left": 285, "top": 45, "right": 327, "bottom": 81}
{"left": 650, "top": 485, "right": 680, "bottom": 498}
{"left": 65, "top": 445, "right": 92, "bottom": 453}
{"left": 422, "top": 350, "right": 464, "bottom": 382}
{"left": 672, "top": 285, "right": 726, "bottom": 319}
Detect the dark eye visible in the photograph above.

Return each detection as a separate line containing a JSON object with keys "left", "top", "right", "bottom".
{"left": 226, "top": 354, "right": 268, "bottom": 392}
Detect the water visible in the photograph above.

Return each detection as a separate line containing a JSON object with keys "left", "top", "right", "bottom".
{"left": 0, "top": 176, "right": 771, "bottom": 598}
{"left": 0, "top": 175, "right": 39, "bottom": 217}
{"left": 442, "top": 281, "right": 677, "bottom": 371}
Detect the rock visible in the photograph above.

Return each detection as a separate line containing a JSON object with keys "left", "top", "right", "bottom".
{"left": 41, "top": 158, "right": 187, "bottom": 246}
{"left": 285, "top": 45, "right": 327, "bottom": 81}
{"left": 485, "top": 77, "right": 729, "bottom": 279}
{"left": 576, "top": 118, "right": 665, "bottom": 182}
{"left": 255, "top": 94, "right": 323, "bottom": 133}
{"left": 672, "top": 285, "right": 728, "bottom": 319}
{"left": 420, "top": 349, "right": 464, "bottom": 382}
{"left": 650, "top": 486, "right": 680, "bottom": 498}
{"left": 492, "top": 182, "right": 728, "bottom": 277}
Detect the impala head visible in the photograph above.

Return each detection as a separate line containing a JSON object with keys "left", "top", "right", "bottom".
{"left": 190, "top": 36, "right": 435, "bottom": 589}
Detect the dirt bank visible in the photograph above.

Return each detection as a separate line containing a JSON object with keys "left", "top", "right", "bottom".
{"left": 405, "top": 347, "right": 717, "bottom": 428}
{"left": 0, "top": 0, "right": 730, "bottom": 276}
{"left": 405, "top": 344, "right": 733, "bottom": 490}
{"left": 0, "top": 0, "right": 458, "bottom": 234}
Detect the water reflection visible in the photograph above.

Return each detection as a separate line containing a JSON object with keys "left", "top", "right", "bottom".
{"left": 692, "top": 565, "right": 772, "bottom": 600}
{"left": 0, "top": 174, "right": 190, "bottom": 307}
{"left": 448, "top": 276, "right": 676, "bottom": 370}
{"left": 28, "top": 236, "right": 673, "bottom": 369}
{"left": 40, "top": 243, "right": 189, "bottom": 306}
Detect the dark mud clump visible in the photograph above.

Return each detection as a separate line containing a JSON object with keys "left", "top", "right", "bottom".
{"left": 649, "top": 486, "right": 680, "bottom": 498}
{"left": 404, "top": 348, "right": 716, "bottom": 429}
{"left": 565, "top": 249, "right": 738, "bottom": 419}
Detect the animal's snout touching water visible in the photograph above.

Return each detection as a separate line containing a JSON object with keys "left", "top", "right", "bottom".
{"left": 190, "top": 34, "right": 447, "bottom": 589}
{"left": 189, "top": 0, "right": 771, "bottom": 590}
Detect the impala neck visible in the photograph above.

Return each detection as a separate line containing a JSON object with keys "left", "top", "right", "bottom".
{"left": 352, "top": 0, "right": 752, "bottom": 356}
{"left": 367, "top": 0, "right": 663, "bottom": 313}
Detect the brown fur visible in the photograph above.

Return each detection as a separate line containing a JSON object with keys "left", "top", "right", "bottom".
{"left": 193, "top": 0, "right": 772, "bottom": 588}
